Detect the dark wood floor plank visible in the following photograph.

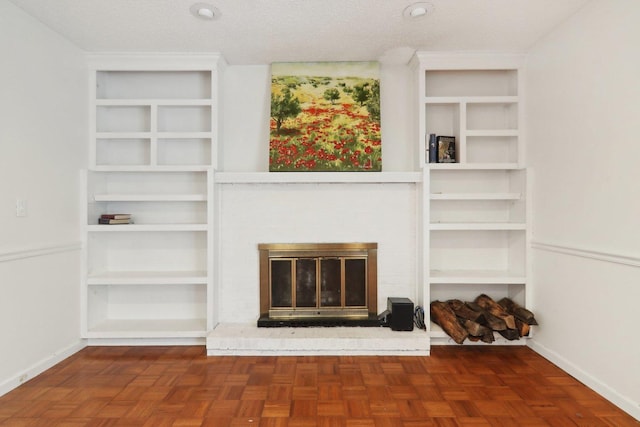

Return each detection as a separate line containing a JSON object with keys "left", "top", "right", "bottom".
{"left": 0, "top": 346, "right": 637, "bottom": 426}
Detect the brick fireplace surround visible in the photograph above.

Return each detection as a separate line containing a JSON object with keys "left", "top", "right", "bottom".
{"left": 205, "top": 181, "right": 428, "bottom": 356}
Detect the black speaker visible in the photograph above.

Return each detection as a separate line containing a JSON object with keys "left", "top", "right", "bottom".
{"left": 387, "top": 297, "right": 414, "bottom": 331}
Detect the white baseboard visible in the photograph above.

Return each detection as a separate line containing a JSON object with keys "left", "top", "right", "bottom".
{"left": 87, "top": 337, "right": 205, "bottom": 346}
{"left": 0, "top": 339, "right": 87, "bottom": 398}
{"left": 528, "top": 340, "right": 639, "bottom": 421}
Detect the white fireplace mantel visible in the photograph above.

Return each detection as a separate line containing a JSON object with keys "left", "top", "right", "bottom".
{"left": 214, "top": 171, "right": 422, "bottom": 184}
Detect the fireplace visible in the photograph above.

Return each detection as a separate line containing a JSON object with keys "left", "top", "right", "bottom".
{"left": 258, "top": 243, "right": 379, "bottom": 327}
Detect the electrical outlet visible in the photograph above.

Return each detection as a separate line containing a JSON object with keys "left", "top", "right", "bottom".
{"left": 16, "top": 199, "right": 27, "bottom": 217}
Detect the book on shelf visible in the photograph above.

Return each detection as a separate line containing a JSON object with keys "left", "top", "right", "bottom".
{"left": 428, "top": 133, "right": 438, "bottom": 163}
{"left": 100, "top": 214, "right": 131, "bottom": 220}
{"left": 98, "top": 218, "right": 131, "bottom": 225}
{"left": 437, "top": 136, "right": 456, "bottom": 163}
{"left": 99, "top": 214, "right": 132, "bottom": 225}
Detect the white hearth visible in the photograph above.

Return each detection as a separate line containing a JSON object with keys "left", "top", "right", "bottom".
{"left": 206, "top": 323, "right": 429, "bottom": 356}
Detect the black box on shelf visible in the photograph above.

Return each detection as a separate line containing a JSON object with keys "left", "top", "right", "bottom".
{"left": 387, "top": 297, "right": 414, "bottom": 331}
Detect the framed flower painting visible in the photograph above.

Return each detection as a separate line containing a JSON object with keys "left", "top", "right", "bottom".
{"left": 269, "top": 61, "right": 381, "bottom": 172}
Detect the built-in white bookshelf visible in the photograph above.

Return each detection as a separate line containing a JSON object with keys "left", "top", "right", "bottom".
{"left": 82, "top": 54, "right": 225, "bottom": 341}
{"left": 92, "top": 65, "right": 217, "bottom": 169}
{"left": 411, "top": 53, "right": 530, "bottom": 345}
{"left": 79, "top": 51, "right": 531, "bottom": 348}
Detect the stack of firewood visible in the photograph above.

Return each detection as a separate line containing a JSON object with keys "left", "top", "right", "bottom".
{"left": 430, "top": 294, "right": 538, "bottom": 344}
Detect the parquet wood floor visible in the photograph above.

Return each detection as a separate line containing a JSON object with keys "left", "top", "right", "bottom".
{"left": 0, "top": 345, "right": 637, "bottom": 426}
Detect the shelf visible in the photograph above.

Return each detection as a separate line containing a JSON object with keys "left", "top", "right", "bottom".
{"left": 95, "top": 132, "right": 212, "bottom": 139}
{"left": 465, "top": 130, "right": 519, "bottom": 137}
{"left": 430, "top": 222, "right": 526, "bottom": 231}
{"left": 87, "top": 224, "right": 208, "bottom": 232}
{"left": 429, "top": 322, "right": 450, "bottom": 339}
{"left": 429, "top": 322, "right": 528, "bottom": 345}
{"left": 215, "top": 171, "right": 422, "bottom": 184}
{"left": 96, "top": 99, "right": 212, "bottom": 106}
{"left": 424, "top": 96, "right": 518, "bottom": 104}
{"left": 87, "top": 270, "right": 208, "bottom": 285}
{"left": 430, "top": 192, "right": 520, "bottom": 200}
{"left": 91, "top": 165, "right": 211, "bottom": 172}
{"left": 85, "top": 58, "right": 222, "bottom": 344}
{"left": 416, "top": 55, "right": 528, "bottom": 347}
{"left": 86, "top": 318, "right": 207, "bottom": 338}
{"left": 429, "top": 163, "right": 521, "bottom": 170}
{"left": 95, "top": 132, "right": 150, "bottom": 139}
{"left": 430, "top": 270, "right": 526, "bottom": 284}
{"left": 93, "top": 194, "right": 206, "bottom": 202}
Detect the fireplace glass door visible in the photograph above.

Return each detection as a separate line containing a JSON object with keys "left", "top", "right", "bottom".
{"left": 269, "top": 256, "right": 368, "bottom": 318}
{"left": 259, "top": 243, "right": 377, "bottom": 322}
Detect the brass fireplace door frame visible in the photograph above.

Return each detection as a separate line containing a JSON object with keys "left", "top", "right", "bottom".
{"left": 259, "top": 243, "right": 378, "bottom": 319}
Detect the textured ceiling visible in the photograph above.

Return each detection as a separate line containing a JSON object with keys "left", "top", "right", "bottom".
{"left": 8, "top": 0, "right": 590, "bottom": 64}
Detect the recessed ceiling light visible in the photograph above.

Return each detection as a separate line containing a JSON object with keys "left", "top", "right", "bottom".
{"left": 190, "top": 3, "right": 220, "bottom": 20}
{"left": 403, "top": 2, "right": 434, "bottom": 19}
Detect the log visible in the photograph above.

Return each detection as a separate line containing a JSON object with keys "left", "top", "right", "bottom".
{"left": 430, "top": 301, "right": 468, "bottom": 344}
{"left": 474, "top": 294, "right": 517, "bottom": 330}
{"left": 480, "top": 329, "right": 495, "bottom": 344}
{"left": 461, "top": 319, "right": 485, "bottom": 337}
{"left": 461, "top": 319, "right": 495, "bottom": 344}
{"left": 432, "top": 295, "right": 536, "bottom": 345}
{"left": 447, "top": 299, "right": 486, "bottom": 324}
{"left": 465, "top": 302, "right": 508, "bottom": 331}
{"left": 447, "top": 299, "right": 494, "bottom": 343}
{"left": 497, "top": 298, "right": 538, "bottom": 325}
{"left": 498, "top": 328, "right": 520, "bottom": 341}
{"left": 515, "top": 318, "right": 530, "bottom": 337}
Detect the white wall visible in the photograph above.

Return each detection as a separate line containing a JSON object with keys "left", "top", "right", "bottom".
{"left": 217, "top": 61, "right": 418, "bottom": 323}
{"left": 0, "top": 0, "right": 86, "bottom": 395}
{"left": 221, "top": 63, "right": 414, "bottom": 172}
{"left": 526, "top": 0, "right": 640, "bottom": 418}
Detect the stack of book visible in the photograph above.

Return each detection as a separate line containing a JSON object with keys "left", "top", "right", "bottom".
{"left": 99, "top": 214, "right": 132, "bottom": 225}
